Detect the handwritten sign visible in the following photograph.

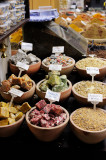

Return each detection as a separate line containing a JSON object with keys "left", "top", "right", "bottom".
{"left": 16, "top": 61, "right": 29, "bottom": 71}
{"left": 49, "top": 64, "right": 62, "bottom": 71}
{"left": 86, "top": 67, "right": 99, "bottom": 75}
{"left": 21, "top": 42, "right": 33, "bottom": 51}
{"left": 52, "top": 46, "right": 64, "bottom": 54}
{"left": 45, "top": 89, "right": 60, "bottom": 102}
{"left": 88, "top": 93, "right": 103, "bottom": 103}
{"left": 8, "top": 88, "right": 24, "bottom": 97}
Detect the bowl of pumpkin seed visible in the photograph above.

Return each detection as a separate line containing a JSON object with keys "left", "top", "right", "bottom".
{"left": 75, "top": 57, "right": 106, "bottom": 80}
{"left": 72, "top": 80, "right": 106, "bottom": 106}
{"left": 70, "top": 107, "right": 106, "bottom": 144}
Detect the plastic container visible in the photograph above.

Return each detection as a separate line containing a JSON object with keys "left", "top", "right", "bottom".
{"left": 10, "top": 9, "right": 16, "bottom": 18}
{"left": 0, "top": 23, "right": 8, "bottom": 35}
{"left": 0, "top": 13, "right": 7, "bottom": 25}
{"left": 0, "top": 4, "right": 6, "bottom": 15}
{"left": 16, "top": 12, "right": 22, "bottom": 22}
{"left": 21, "top": 11, "right": 26, "bottom": 20}
{"left": 15, "top": 5, "right": 22, "bottom": 11}
{"left": 15, "top": 0, "right": 21, "bottom": 7}
{"left": 20, "top": 0, "right": 24, "bottom": 5}
{"left": 21, "top": 4, "right": 25, "bottom": 11}
{"left": 6, "top": 20, "right": 11, "bottom": 30}
{"left": 10, "top": 17, "right": 17, "bottom": 26}
{"left": 9, "top": 1, "right": 16, "bottom": 10}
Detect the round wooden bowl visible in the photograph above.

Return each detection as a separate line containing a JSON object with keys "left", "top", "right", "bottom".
{"left": 0, "top": 81, "right": 36, "bottom": 104}
{"left": 41, "top": 57, "right": 75, "bottom": 75}
{"left": 0, "top": 114, "right": 25, "bottom": 137}
{"left": 70, "top": 108, "right": 106, "bottom": 144}
{"left": 72, "top": 81, "right": 106, "bottom": 107}
{"left": 35, "top": 79, "right": 72, "bottom": 101}
{"left": 25, "top": 106, "right": 69, "bottom": 142}
{"left": 75, "top": 61, "right": 106, "bottom": 80}
{"left": 9, "top": 58, "right": 41, "bottom": 76}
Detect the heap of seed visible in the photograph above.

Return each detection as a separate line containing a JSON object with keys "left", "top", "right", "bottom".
{"left": 72, "top": 107, "right": 106, "bottom": 131}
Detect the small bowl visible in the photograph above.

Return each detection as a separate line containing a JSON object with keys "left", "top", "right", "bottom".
{"left": 0, "top": 114, "right": 25, "bottom": 137}
{"left": 35, "top": 79, "right": 72, "bottom": 101}
{"left": 72, "top": 81, "right": 106, "bottom": 106}
{"left": 75, "top": 60, "right": 106, "bottom": 80}
{"left": 42, "top": 57, "right": 75, "bottom": 75}
{"left": 25, "top": 106, "right": 69, "bottom": 142}
{"left": 70, "top": 108, "right": 106, "bottom": 144}
{"left": 9, "top": 58, "right": 41, "bottom": 76}
{"left": 0, "top": 81, "right": 36, "bottom": 104}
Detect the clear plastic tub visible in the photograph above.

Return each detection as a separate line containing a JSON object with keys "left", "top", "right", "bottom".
{"left": 6, "top": 20, "right": 11, "bottom": 30}
{"left": 15, "top": 0, "right": 21, "bottom": 7}
{"left": 16, "top": 12, "right": 22, "bottom": 22}
{"left": 10, "top": 9, "right": 16, "bottom": 18}
{"left": 0, "top": 13, "right": 7, "bottom": 25}
{"left": 21, "top": 11, "right": 26, "bottom": 20}
{"left": 0, "top": 4, "right": 7, "bottom": 15}
{"left": 9, "top": 1, "right": 16, "bottom": 10}
{"left": 16, "top": 5, "right": 22, "bottom": 11}
{"left": 20, "top": 0, "right": 24, "bottom": 5}
{"left": 0, "top": 23, "right": 8, "bottom": 35}
{"left": 21, "top": 4, "right": 25, "bottom": 11}
{"left": 10, "top": 17, "right": 17, "bottom": 26}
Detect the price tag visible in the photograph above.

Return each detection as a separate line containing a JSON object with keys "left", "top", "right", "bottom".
{"left": 21, "top": 42, "right": 33, "bottom": 51}
{"left": 71, "top": 5, "right": 76, "bottom": 9}
{"left": 88, "top": 93, "right": 103, "bottom": 103}
{"left": 81, "top": 20, "right": 86, "bottom": 26}
{"left": 73, "top": 13, "right": 77, "bottom": 17}
{"left": 16, "top": 61, "right": 29, "bottom": 71}
{"left": 86, "top": 67, "right": 99, "bottom": 75}
{"left": 45, "top": 89, "right": 60, "bottom": 102}
{"left": 8, "top": 88, "right": 24, "bottom": 97}
{"left": 49, "top": 64, "right": 62, "bottom": 71}
{"left": 66, "top": 17, "right": 72, "bottom": 22}
{"left": 52, "top": 46, "right": 64, "bottom": 54}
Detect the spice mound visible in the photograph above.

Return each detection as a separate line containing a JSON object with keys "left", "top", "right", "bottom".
{"left": 43, "top": 54, "right": 74, "bottom": 67}
{"left": 39, "top": 71, "right": 69, "bottom": 92}
{"left": 81, "top": 23, "right": 106, "bottom": 39}
{"left": 69, "top": 23, "right": 83, "bottom": 32}
{"left": 89, "top": 18, "right": 105, "bottom": 26}
{"left": 74, "top": 81, "right": 106, "bottom": 98}
{"left": 29, "top": 100, "right": 67, "bottom": 128}
{"left": 76, "top": 57, "right": 106, "bottom": 69}
{"left": 72, "top": 107, "right": 106, "bottom": 131}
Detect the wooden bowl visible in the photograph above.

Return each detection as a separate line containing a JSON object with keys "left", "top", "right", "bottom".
{"left": 75, "top": 59, "right": 106, "bottom": 80}
{"left": 0, "top": 81, "right": 36, "bottom": 104}
{"left": 72, "top": 81, "right": 106, "bottom": 106}
{"left": 25, "top": 106, "right": 69, "bottom": 142}
{"left": 35, "top": 79, "right": 72, "bottom": 101}
{"left": 9, "top": 58, "right": 41, "bottom": 76}
{"left": 42, "top": 57, "right": 75, "bottom": 75}
{"left": 70, "top": 108, "right": 106, "bottom": 144}
{"left": 0, "top": 115, "right": 25, "bottom": 137}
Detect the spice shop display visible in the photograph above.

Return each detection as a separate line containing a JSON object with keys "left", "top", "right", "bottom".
{"left": 36, "top": 71, "right": 72, "bottom": 101}
{"left": 70, "top": 107, "right": 106, "bottom": 144}
{"left": 25, "top": 99, "right": 69, "bottom": 142}
{"left": 42, "top": 54, "right": 75, "bottom": 75}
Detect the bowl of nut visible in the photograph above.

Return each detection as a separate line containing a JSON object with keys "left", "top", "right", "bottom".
{"left": 0, "top": 101, "right": 31, "bottom": 137}
{"left": 0, "top": 74, "right": 36, "bottom": 103}
{"left": 75, "top": 57, "right": 106, "bottom": 80}
{"left": 26, "top": 99, "right": 69, "bottom": 142}
{"left": 35, "top": 71, "right": 72, "bottom": 101}
{"left": 72, "top": 81, "right": 106, "bottom": 106}
{"left": 70, "top": 107, "right": 106, "bottom": 144}
{"left": 42, "top": 54, "right": 75, "bottom": 75}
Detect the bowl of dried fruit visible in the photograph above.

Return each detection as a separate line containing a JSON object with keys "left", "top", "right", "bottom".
{"left": 75, "top": 57, "right": 106, "bottom": 80}
{"left": 9, "top": 49, "right": 41, "bottom": 76}
{"left": 35, "top": 71, "right": 72, "bottom": 101}
{"left": 70, "top": 107, "right": 106, "bottom": 144}
{"left": 25, "top": 100, "right": 69, "bottom": 142}
{"left": 42, "top": 54, "right": 75, "bottom": 75}
{"left": 0, "top": 101, "right": 31, "bottom": 137}
{"left": 0, "top": 74, "right": 36, "bottom": 104}
{"left": 72, "top": 81, "right": 106, "bottom": 106}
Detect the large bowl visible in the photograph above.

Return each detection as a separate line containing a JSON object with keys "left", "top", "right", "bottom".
{"left": 72, "top": 81, "right": 106, "bottom": 106}
{"left": 42, "top": 57, "right": 75, "bottom": 75}
{"left": 26, "top": 106, "right": 69, "bottom": 142}
{"left": 35, "top": 79, "right": 72, "bottom": 101}
{"left": 9, "top": 58, "right": 41, "bottom": 76}
{"left": 0, "top": 114, "right": 25, "bottom": 137}
{"left": 0, "top": 81, "right": 36, "bottom": 104}
{"left": 75, "top": 59, "right": 106, "bottom": 80}
{"left": 70, "top": 108, "right": 106, "bottom": 144}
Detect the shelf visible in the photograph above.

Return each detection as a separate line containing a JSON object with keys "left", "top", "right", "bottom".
{"left": 0, "top": 18, "right": 29, "bottom": 43}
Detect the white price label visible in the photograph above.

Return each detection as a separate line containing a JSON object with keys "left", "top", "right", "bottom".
{"left": 45, "top": 89, "right": 60, "bottom": 102}
{"left": 16, "top": 61, "right": 29, "bottom": 71}
{"left": 21, "top": 42, "right": 33, "bottom": 51}
{"left": 52, "top": 46, "right": 64, "bottom": 54}
{"left": 73, "top": 13, "right": 77, "bottom": 17}
{"left": 88, "top": 94, "right": 103, "bottom": 103}
{"left": 86, "top": 67, "right": 99, "bottom": 75}
{"left": 8, "top": 88, "right": 24, "bottom": 97}
{"left": 81, "top": 20, "right": 86, "bottom": 26}
{"left": 66, "top": 17, "right": 72, "bottom": 21}
{"left": 49, "top": 64, "right": 62, "bottom": 71}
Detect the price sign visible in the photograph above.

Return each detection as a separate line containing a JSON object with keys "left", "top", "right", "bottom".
{"left": 66, "top": 17, "right": 72, "bottom": 22}
{"left": 52, "top": 46, "right": 64, "bottom": 54}
{"left": 8, "top": 88, "right": 24, "bottom": 97}
{"left": 45, "top": 89, "right": 60, "bottom": 102}
{"left": 86, "top": 67, "right": 99, "bottom": 75}
{"left": 81, "top": 20, "right": 86, "bottom": 26}
{"left": 88, "top": 93, "right": 103, "bottom": 103}
{"left": 16, "top": 61, "right": 29, "bottom": 71}
{"left": 21, "top": 42, "right": 33, "bottom": 51}
{"left": 49, "top": 64, "right": 62, "bottom": 71}
{"left": 73, "top": 13, "right": 77, "bottom": 17}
